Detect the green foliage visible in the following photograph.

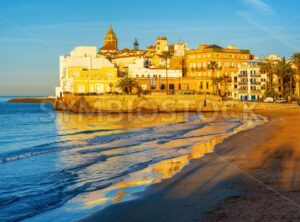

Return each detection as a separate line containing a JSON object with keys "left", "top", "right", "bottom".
{"left": 207, "top": 61, "right": 219, "bottom": 71}
{"left": 275, "top": 59, "right": 295, "bottom": 99}
{"left": 116, "top": 77, "right": 140, "bottom": 94}
{"left": 292, "top": 52, "right": 300, "bottom": 99}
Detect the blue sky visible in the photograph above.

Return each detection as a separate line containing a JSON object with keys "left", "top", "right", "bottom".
{"left": 0, "top": 0, "right": 299, "bottom": 96}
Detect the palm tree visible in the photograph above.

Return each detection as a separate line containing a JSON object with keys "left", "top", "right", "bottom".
{"left": 162, "top": 51, "right": 173, "bottom": 94}
{"left": 208, "top": 61, "right": 222, "bottom": 95}
{"left": 116, "top": 77, "right": 140, "bottom": 95}
{"left": 260, "top": 62, "right": 276, "bottom": 97}
{"left": 291, "top": 52, "right": 300, "bottom": 100}
{"left": 274, "top": 59, "right": 295, "bottom": 100}
{"left": 212, "top": 77, "right": 223, "bottom": 96}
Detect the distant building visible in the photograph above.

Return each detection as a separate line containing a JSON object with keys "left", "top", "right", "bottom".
{"left": 128, "top": 58, "right": 183, "bottom": 92}
{"left": 186, "top": 44, "right": 252, "bottom": 95}
{"left": 168, "top": 41, "right": 189, "bottom": 57}
{"left": 155, "top": 37, "right": 168, "bottom": 54}
{"left": 232, "top": 61, "right": 267, "bottom": 101}
{"left": 56, "top": 46, "right": 118, "bottom": 96}
{"left": 263, "top": 54, "right": 282, "bottom": 64}
{"left": 99, "top": 25, "right": 118, "bottom": 57}
{"left": 111, "top": 48, "right": 144, "bottom": 73}
{"left": 128, "top": 58, "right": 182, "bottom": 78}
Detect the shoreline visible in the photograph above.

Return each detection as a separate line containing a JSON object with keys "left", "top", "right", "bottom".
{"left": 79, "top": 108, "right": 300, "bottom": 222}
{"left": 203, "top": 108, "right": 300, "bottom": 221}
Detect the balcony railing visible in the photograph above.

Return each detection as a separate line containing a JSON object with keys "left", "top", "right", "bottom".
{"left": 238, "top": 89, "right": 262, "bottom": 93}
{"left": 250, "top": 82, "right": 261, "bottom": 85}
{"left": 250, "top": 74, "right": 261, "bottom": 77}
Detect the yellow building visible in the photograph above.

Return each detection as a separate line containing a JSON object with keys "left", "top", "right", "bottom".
{"left": 185, "top": 44, "right": 252, "bottom": 95}
{"left": 67, "top": 67, "right": 119, "bottom": 94}
{"left": 155, "top": 37, "right": 168, "bottom": 54}
{"left": 150, "top": 54, "right": 184, "bottom": 70}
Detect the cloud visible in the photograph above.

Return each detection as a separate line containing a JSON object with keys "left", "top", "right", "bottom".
{"left": 242, "top": 0, "right": 274, "bottom": 15}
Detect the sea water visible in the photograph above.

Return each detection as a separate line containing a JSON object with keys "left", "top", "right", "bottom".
{"left": 0, "top": 98, "right": 266, "bottom": 222}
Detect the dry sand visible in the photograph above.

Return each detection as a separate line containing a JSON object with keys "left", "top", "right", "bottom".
{"left": 80, "top": 108, "right": 300, "bottom": 222}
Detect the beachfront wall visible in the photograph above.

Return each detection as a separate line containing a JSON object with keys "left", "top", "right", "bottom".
{"left": 54, "top": 94, "right": 298, "bottom": 113}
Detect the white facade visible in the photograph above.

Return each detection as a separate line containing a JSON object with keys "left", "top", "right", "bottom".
{"left": 172, "top": 42, "right": 189, "bottom": 56}
{"left": 56, "top": 46, "right": 115, "bottom": 96}
{"left": 263, "top": 54, "right": 282, "bottom": 62}
{"left": 232, "top": 61, "right": 267, "bottom": 101}
{"left": 128, "top": 58, "right": 182, "bottom": 78}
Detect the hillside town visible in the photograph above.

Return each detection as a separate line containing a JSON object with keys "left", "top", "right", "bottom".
{"left": 55, "top": 25, "right": 300, "bottom": 103}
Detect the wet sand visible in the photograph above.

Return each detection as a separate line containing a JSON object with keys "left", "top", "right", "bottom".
{"left": 80, "top": 108, "right": 300, "bottom": 222}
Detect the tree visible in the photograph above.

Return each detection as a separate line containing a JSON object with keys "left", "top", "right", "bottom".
{"left": 208, "top": 61, "right": 222, "bottom": 95}
{"left": 260, "top": 62, "right": 276, "bottom": 97}
{"left": 291, "top": 52, "right": 300, "bottom": 100}
{"left": 161, "top": 51, "right": 174, "bottom": 94}
{"left": 274, "top": 59, "right": 295, "bottom": 100}
{"left": 116, "top": 77, "right": 140, "bottom": 95}
{"left": 212, "top": 77, "right": 223, "bottom": 96}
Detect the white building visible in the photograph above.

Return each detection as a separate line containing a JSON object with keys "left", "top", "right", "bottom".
{"left": 128, "top": 58, "right": 183, "bottom": 79}
{"left": 169, "top": 42, "right": 189, "bottom": 56}
{"left": 232, "top": 61, "right": 267, "bottom": 101}
{"left": 56, "top": 46, "right": 115, "bottom": 96}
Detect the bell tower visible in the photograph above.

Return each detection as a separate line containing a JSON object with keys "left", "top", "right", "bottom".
{"left": 100, "top": 25, "right": 118, "bottom": 52}
{"left": 134, "top": 38, "right": 139, "bottom": 50}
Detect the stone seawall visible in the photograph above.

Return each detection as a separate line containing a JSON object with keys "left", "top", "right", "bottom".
{"left": 54, "top": 94, "right": 298, "bottom": 113}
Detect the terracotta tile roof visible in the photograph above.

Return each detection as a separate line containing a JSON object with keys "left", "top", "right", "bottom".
{"left": 100, "top": 43, "right": 117, "bottom": 51}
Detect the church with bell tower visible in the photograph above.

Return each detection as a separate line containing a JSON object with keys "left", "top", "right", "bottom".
{"left": 99, "top": 25, "right": 118, "bottom": 54}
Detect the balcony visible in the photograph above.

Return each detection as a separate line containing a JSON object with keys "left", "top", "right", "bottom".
{"left": 250, "top": 82, "right": 261, "bottom": 85}
{"left": 190, "top": 67, "right": 205, "bottom": 71}
{"left": 250, "top": 74, "right": 261, "bottom": 78}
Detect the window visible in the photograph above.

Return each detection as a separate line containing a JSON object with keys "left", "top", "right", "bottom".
{"left": 108, "top": 72, "right": 114, "bottom": 78}
{"left": 90, "top": 85, "right": 95, "bottom": 93}
{"left": 206, "top": 82, "right": 209, "bottom": 89}
{"left": 78, "top": 84, "right": 85, "bottom": 93}
{"left": 96, "top": 84, "right": 105, "bottom": 93}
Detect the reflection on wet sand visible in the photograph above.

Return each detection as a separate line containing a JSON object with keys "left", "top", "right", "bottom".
{"left": 54, "top": 111, "right": 266, "bottom": 213}
{"left": 79, "top": 136, "right": 234, "bottom": 209}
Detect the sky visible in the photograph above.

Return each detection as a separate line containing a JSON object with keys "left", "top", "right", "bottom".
{"left": 0, "top": 0, "right": 300, "bottom": 96}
